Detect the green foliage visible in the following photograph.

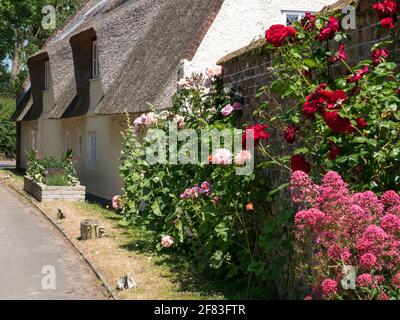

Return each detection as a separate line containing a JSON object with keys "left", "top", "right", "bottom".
{"left": 26, "top": 149, "right": 78, "bottom": 186}
{"left": 0, "top": 97, "right": 16, "bottom": 158}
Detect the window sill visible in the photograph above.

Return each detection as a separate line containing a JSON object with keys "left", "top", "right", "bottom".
{"left": 89, "top": 77, "right": 100, "bottom": 82}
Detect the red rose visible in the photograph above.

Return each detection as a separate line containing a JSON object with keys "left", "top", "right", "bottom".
{"left": 351, "top": 86, "right": 361, "bottom": 96}
{"left": 371, "top": 48, "right": 389, "bottom": 66}
{"left": 347, "top": 66, "right": 369, "bottom": 83}
{"left": 317, "top": 17, "right": 339, "bottom": 41}
{"left": 329, "top": 143, "right": 341, "bottom": 160}
{"left": 356, "top": 117, "right": 368, "bottom": 129}
{"left": 242, "top": 124, "right": 270, "bottom": 147}
{"left": 291, "top": 155, "right": 311, "bottom": 173}
{"left": 265, "top": 24, "right": 297, "bottom": 47}
{"left": 380, "top": 17, "right": 396, "bottom": 28}
{"left": 372, "top": 1, "right": 398, "bottom": 29}
{"left": 329, "top": 44, "right": 347, "bottom": 63}
{"left": 283, "top": 125, "right": 299, "bottom": 144}
{"left": 322, "top": 109, "right": 355, "bottom": 134}
{"left": 301, "top": 13, "right": 317, "bottom": 30}
{"left": 303, "top": 84, "right": 348, "bottom": 116}
{"left": 323, "top": 90, "right": 348, "bottom": 109}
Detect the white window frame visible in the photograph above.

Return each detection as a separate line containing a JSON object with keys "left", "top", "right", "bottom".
{"left": 87, "top": 131, "right": 97, "bottom": 170}
{"left": 282, "top": 10, "right": 311, "bottom": 26}
{"left": 44, "top": 60, "right": 50, "bottom": 90}
{"left": 92, "top": 41, "right": 100, "bottom": 79}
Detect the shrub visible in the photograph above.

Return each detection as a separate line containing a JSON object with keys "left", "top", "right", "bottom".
{"left": 120, "top": 72, "right": 294, "bottom": 298}
{"left": 26, "top": 149, "right": 78, "bottom": 186}
{"left": 291, "top": 170, "right": 400, "bottom": 300}
{"left": 0, "top": 97, "right": 16, "bottom": 158}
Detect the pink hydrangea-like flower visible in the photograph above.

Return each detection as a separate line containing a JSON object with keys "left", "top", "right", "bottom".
{"left": 391, "top": 272, "right": 400, "bottom": 288}
{"left": 234, "top": 150, "right": 252, "bottom": 166}
{"left": 378, "top": 292, "right": 389, "bottom": 300}
{"left": 357, "top": 273, "right": 373, "bottom": 287}
{"left": 221, "top": 104, "right": 234, "bottom": 117}
{"left": 380, "top": 214, "right": 400, "bottom": 234}
{"left": 351, "top": 191, "right": 385, "bottom": 216}
{"left": 295, "top": 209, "right": 325, "bottom": 232}
{"left": 201, "top": 181, "right": 212, "bottom": 197}
{"left": 290, "top": 170, "right": 319, "bottom": 206}
{"left": 388, "top": 205, "right": 400, "bottom": 216}
{"left": 360, "top": 253, "right": 377, "bottom": 270}
{"left": 161, "top": 235, "right": 174, "bottom": 248}
{"left": 112, "top": 195, "right": 123, "bottom": 210}
{"left": 212, "top": 148, "right": 232, "bottom": 165}
{"left": 321, "top": 279, "right": 337, "bottom": 297}
{"left": 381, "top": 190, "right": 400, "bottom": 209}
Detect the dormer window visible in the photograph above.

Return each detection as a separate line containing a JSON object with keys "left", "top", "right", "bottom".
{"left": 44, "top": 60, "right": 50, "bottom": 90}
{"left": 92, "top": 41, "right": 99, "bottom": 79}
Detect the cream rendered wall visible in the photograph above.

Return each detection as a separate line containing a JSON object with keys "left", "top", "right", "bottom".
{"left": 20, "top": 121, "right": 38, "bottom": 169}
{"left": 186, "top": 0, "right": 337, "bottom": 74}
{"left": 61, "top": 114, "right": 125, "bottom": 200}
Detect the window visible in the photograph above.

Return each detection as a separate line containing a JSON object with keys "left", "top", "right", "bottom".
{"left": 77, "top": 134, "right": 83, "bottom": 157}
{"left": 30, "top": 130, "right": 37, "bottom": 151}
{"left": 92, "top": 41, "right": 99, "bottom": 79}
{"left": 88, "top": 132, "right": 97, "bottom": 169}
{"left": 65, "top": 131, "right": 70, "bottom": 151}
{"left": 44, "top": 60, "right": 50, "bottom": 90}
{"left": 282, "top": 10, "right": 310, "bottom": 26}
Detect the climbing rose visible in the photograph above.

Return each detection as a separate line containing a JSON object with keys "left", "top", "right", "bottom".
{"left": 112, "top": 195, "right": 123, "bottom": 210}
{"left": 322, "top": 110, "right": 354, "bottom": 134}
{"left": 234, "top": 150, "right": 252, "bottom": 166}
{"left": 301, "top": 13, "right": 317, "bottom": 30}
{"left": 356, "top": 117, "right": 368, "bottom": 129}
{"left": 221, "top": 104, "right": 234, "bottom": 117}
{"left": 201, "top": 181, "right": 212, "bottom": 196}
{"left": 161, "top": 236, "right": 174, "bottom": 248}
{"left": 372, "top": 0, "right": 398, "bottom": 29}
{"left": 329, "top": 44, "right": 347, "bottom": 63}
{"left": 283, "top": 125, "right": 299, "bottom": 144}
{"left": 357, "top": 273, "right": 374, "bottom": 287}
{"left": 265, "top": 24, "right": 297, "bottom": 47}
{"left": 321, "top": 279, "right": 337, "bottom": 297}
{"left": 347, "top": 66, "right": 369, "bottom": 83}
{"left": 206, "top": 65, "right": 223, "bottom": 78}
{"left": 329, "top": 143, "right": 341, "bottom": 160}
{"left": 291, "top": 155, "right": 311, "bottom": 173}
{"left": 317, "top": 16, "right": 339, "bottom": 41}
{"left": 212, "top": 148, "right": 232, "bottom": 165}
{"left": 242, "top": 124, "right": 270, "bottom": 147}
{"left": 371, "top": 48, "right": 389, "bottom": 66}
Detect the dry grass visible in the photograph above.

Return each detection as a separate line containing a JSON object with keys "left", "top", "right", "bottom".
{"left": 0, "top": 169, "right": 226, "bottom": 300}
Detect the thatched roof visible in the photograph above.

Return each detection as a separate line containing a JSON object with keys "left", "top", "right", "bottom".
{"left": 217, "top": 0, "right": 362, "bottom": 65}
{"left": 18, "top": 0, "right": 222, "bottom": 120}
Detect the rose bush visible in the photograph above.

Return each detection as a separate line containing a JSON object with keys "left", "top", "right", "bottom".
{"left": 119, "top": 71, "right": 294, "bottom": 297}
{"left": 258, "top": 3, "right": 400, "bottom": 192}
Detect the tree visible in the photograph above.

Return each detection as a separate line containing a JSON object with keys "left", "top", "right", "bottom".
{"left": 0, "top": 0, "right": 80, "bottom": 97}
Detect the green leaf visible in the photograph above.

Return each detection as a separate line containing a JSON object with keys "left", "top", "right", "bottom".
{"left": 267, "top": 183, "right": 290, "bottom": 197}
{"left": 151, "top": 200, "right": 162, "bottom": 216}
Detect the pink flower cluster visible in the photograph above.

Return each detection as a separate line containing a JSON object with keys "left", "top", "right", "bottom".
{"left": 291, "top": 171, "right": 400, "bottom": 300}
{"left": 180, "top": 182, "right": 212, "bottom": 199}
{"left": 112, "top": 195, "right": 123, "bottom": 210}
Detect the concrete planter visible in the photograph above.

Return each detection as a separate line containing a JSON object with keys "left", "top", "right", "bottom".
{"left": 24, "top": 176, "right": 86, "bottom": 202}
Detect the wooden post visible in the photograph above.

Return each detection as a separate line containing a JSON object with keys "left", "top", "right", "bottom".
{"left": 80, "top": 219, "right": 100, "bottom": 240}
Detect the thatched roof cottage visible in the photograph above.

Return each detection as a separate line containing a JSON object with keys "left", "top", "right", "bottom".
{"left": 14, "top": 0, "right": 335, "bottom": 200}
